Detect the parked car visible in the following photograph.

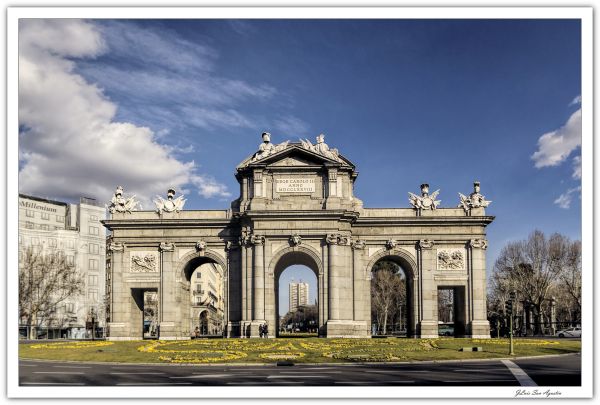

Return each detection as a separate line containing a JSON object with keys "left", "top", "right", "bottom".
{"left": 438, "top": 324, "right": 454, "bottom": 337}
{"left": 557, "top": 326, "right": 581, "bottom": 338}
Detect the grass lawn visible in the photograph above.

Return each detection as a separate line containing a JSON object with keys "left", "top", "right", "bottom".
{"left": 19, "top": 337, "right": 581, "bottom": 365}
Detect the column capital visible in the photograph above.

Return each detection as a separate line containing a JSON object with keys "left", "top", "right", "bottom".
{"left": 248, "top": 234, "right": 265, "bottom": 246}
{"left": 326, "top": 233, "right": 351, "bottom": 246}
{"left": 351, "top": 239, "right": 366, "bottom": 250}
{"left": 418, "top": 239, "right": 434, "bottom": 249}
{"left": 469, "top": 238, "right": 488, "bottom": 249}
{"left": 159, "top": 242, "right": 175, "bottom": 252}
{"left": 107, "top": 241, "right": 124, "bottom": 252}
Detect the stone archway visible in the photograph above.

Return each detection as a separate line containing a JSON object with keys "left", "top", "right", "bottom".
{"left": 366, "top": 248, "right": 418, "bottom": 337}
{"left": 267, "top": 245, "right": 324, "bottom": 337}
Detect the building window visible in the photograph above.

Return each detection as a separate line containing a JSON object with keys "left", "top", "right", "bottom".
{"left": 66, "top": 303, "right": 75, "bottom": 313}
{"left": 67, "top": 255, "right": 74, "bottom": 266}
{"left": 25, "top": 221, "right": 34, "bottom": 229}
{"left": 196, "top": 272, "right": 201, "bottom": 279}
{"left": 56, "top": 215, "right": 64, "bottom": 222}
{"left": 88, "top": 290, "right": 98, "bottom": 302}
{"left": 88, "top": 275, "right": 98, "bottom": 287}
{"left": 89, "top": 243, "right": 99, "bottom": 255}
{"left": 67, "top": 239, "right": 74, "bottom": 249}
{"left": 40, "top": 224, "right": 49, "bottom": 231}
{"left": 26, "top": 209, "right": 35, "bottom": 218}
{"left": 41, "top": 212, "right": 50, "bottom": 220}
{"left": 90, "top": 215, "right": 98, "bottom": 221}
{"left": 48, "top": 239, "right": 57, "bottom": 248}
{"left": 89, "top": 259, "right": 98, "bottom": 271}
{"left": 89, "top": 226, "right": 99, "bottom": 235}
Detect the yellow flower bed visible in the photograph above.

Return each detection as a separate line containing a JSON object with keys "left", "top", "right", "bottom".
{"left": 158, "top": 351, "right": 248, "bottom": 364}
{"left": 30, "top": 341, "right": 114, "bottom": 350}
{"left": 471, "top": 338, "right": 559, "bottom": 346}
{"left": 258, "top": 352, "right": 305, "bottom": 360}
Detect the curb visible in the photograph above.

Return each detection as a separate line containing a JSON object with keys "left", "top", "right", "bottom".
{"left": 19, "top": 352, "right": 580, "bottom": 367}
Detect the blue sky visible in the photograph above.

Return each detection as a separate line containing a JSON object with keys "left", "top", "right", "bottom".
{"left": 18, "top": 19, "right": 582, "bottom": 315}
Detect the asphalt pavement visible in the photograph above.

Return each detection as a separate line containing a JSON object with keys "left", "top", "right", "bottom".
{"left": 19, "top": 353, "right": 580, "bottom": 386}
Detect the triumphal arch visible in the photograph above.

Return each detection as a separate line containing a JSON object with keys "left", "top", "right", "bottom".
{"left": 103, "top": 133, "right": 494, "bottom": 339}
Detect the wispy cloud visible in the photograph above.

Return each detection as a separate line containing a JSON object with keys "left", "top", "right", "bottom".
{"left": 572, "top": 155, "right": 581, "bottom": 179}
{"left": 273, "top": 115, "right": 311, "bottom": 136}
{"left": 569, "top": 94, "right": 581, "bottom": 106}
{"left": 18, "top": 19, "right": 230, "bottom": 204}
{"left": 554, "top": 186, "right": 582, "bottom": 209}
{"left": 531, "top": 108, "right": 581, "bottom": 168}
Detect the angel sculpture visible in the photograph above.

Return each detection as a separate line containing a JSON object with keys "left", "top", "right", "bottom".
{"left": 108, "top": 186, "right": 141, "bottom": 213}
{"left": 154, "top": 188, "right": 186, "bottom": 214}
{"left": 408, "top": 184, "right": 441, "bottom": 210}
{"left": 458, "top": 181, "right": 491, "bottom": 213}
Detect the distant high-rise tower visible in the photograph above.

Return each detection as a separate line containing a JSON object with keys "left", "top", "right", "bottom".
{"left": 289, "top": 281, "right": 309, "bottom": 312}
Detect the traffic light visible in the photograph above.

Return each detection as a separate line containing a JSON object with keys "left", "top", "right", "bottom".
{"left": 505, "top": 300, "right": 513, "bottom": 315}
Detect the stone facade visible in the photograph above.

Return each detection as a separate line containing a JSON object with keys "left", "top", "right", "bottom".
{"left": 103, "top": 135, "right": 493, "bottom": 339}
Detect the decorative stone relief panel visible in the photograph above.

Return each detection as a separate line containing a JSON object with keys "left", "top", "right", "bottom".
{"left": 436, "top": 248, "right": 465, "bottom": 270}
{"left": 130, "top": 251, "right": 158, "bottom": 273}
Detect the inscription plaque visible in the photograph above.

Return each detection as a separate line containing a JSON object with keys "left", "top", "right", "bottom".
{"left": 276, "top": 178, "right": 315, "bottom": 193}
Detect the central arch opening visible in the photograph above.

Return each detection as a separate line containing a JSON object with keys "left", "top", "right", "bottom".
{"left": 270, "top": 249, "right": 321, "bottom": 338}
{"left": 370, "top": 257, "right": 414, "bottom": 337}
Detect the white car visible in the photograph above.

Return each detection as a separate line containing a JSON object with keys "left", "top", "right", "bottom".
{"left": 557, "top": 326, "right": 581, "bottom": 338}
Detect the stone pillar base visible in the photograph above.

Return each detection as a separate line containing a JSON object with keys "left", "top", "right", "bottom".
{"left": 249, "top": 320, "right": 271, "bottom": 338}
{"left": 418, "top": 321, "right": 439, "bottom": 338}
{"left": 468, "top": 320, "right": 491, "bottom": 338}
{"left": 106, "top": 322, "right": 135, "bottom": 340}
{"left": 325, "top": 320, "right": 369, "bottom": 338}
{"left": 227, "top": 322, "right": 241, "bottom": 338}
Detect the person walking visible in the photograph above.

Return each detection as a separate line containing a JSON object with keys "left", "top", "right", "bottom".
{"left": 258, "top": 323, "right": 264, "bottom": 338}
{"left": 263, "top": 323, "right": 269, "bottom": 338}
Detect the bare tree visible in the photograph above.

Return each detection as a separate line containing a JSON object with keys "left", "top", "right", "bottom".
{"left": 491, "top": 230, "right": 581, "bottom": 334}
{"left": 371, "top": 261, "right": 405, "bottom": 334}
{"left": 19, "top": 247, "right": 85, "bottom": 339}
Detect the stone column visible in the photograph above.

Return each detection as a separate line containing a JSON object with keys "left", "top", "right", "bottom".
{"left": 351, "top": 239, "right": 369, "bottom": 336}
{"left": 417, "top": 239, "right": 438, "bottom": 338}
{"left": 240, "top": 236, "right": 248, "bottom": 336}
{"left": 250, "top": 234, "right": 266, "bottom": 337}
{"left": 106, "top": 242, "right": 129, "bottom": 340}
{"left": 468, "top": 239, "right": 491, "bottom": 338}
{"left": 158, "top": 242, "right": 181, "bottom": 339}
{"left": 327, "top": 234, "right": 340, "bottom": 321}
{"left": 226, "top": 241, "right": 241, "bottom": 337}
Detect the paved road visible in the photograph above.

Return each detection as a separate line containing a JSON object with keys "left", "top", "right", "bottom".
{"left": 19, "top": 354, "right": 580, "bottom": 386}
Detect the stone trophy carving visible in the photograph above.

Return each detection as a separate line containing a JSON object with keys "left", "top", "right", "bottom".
{"left": 195, "top": 240, "right": 207, "bottom": 251}
{"left": 154, "top": 188, "right": 186, "bottom": 214}
{"left": 130, "top": 253, "right": 158, "bottom": 273}
{"left": 409, "top": 183, "right": 441, "bottom": 211}
{"left": 252, "top": 132, "right": 289, "bottom": 162}
{"left": 326, "top": 233, "right": 351, "bottom": 246}
{"left": 107, "top": 241, "right": 124, "bottom": 252}
{"left": 159, "top": 242, "right": 175, "bottom": 252}
{"left": 249, "top": 234, "right": 265, "bottom": 246}
{"left": 385, "top": 239, "right": 397, "bottom": 250}
{"left": 469, "top": 238, "right": 488, "bottom": 249}
{"left": 458, "top": 181, "right": 492, "bottom": 213}
{"left": 437, "top": 249, "right": 465, "bottom": 270}
{"left": 300, "top": 133, "right": 342, "bottom": 162}
{"left": 289, "top": 233, "right": 302, "bottom": 246}
{"left": 108, "top": 186, "right": 141, "bottom": 214}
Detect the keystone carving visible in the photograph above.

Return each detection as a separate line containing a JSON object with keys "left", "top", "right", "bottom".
{"left": 469, "top": 239, "right": 488, "bottom": 249}
{"left": 195, "top": 240, "right": 207, "bottom": 251}
{"left": 289, "top": 233, "right": 302, "bottom": 246}
{"left": 409, "top": 183, "right": 441, "bottom": 210}
{"left": 108, "top": 186, "right": 141, "bottom": 214}
{"left": 385, "top": 239, "right": 397, "bottom": 250}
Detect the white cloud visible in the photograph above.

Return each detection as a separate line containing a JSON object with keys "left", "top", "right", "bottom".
{"left": 554, "top": 186, "right": 581, "bottom": 209}
{"left": 569, "top": 95, "right": 581, "bottom": 106}
{"left": 572, "top": 155, "right": 582, "bottom": 179}
{"left": 18, "top": 19, "right": 230, "bottom": 204}
{"left": 273, "top": 115, "right": 310, "bottom": 136}
{"left": 531, "top": 108, "right": 581, "bottom": 168}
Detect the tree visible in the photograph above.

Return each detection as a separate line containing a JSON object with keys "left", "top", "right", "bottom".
{"left": 371, "top": 261, "right": 405, "bottom": 334}
{"left": 19, "top": 246, "right": 85, "bottom": 339}
{"left": 490, "top": 230, "right": 581, "bottom": 335}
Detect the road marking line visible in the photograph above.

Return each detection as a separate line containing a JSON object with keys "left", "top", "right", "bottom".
{"left": 33, "top": 372, "right": 84, "bottom": 375}
{"left": 334, "top": 381, "right": 370, "bottom": 384}
{"left": 53, "top": 366, "right": 92, "bottom": 369}
{"left": 21, "top": 382, "right": 86, "bottom": 385}
{"left": 170, "top": 374, "right": 232, "bottom": 379}
{"left": 110, "top": 372, "right": 166, "bottom": 375}
{"left": 116, "top": 383, "right": 192, "bottom": 385}
{"left": 501, "top": 360, "right": 537, "bottom": 386}
{"left": 267, "top": 375, "right": 328, "bottom": 379}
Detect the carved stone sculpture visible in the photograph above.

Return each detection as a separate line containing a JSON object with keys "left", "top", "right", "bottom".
{"left": 469, "top": 238, "right": 488, "bottom": 249}
{"left": 326, "top": 233, "right": 351, "bottom": 246}
{"left": 418, "top": 239, "right": 434, "bottom": 249}
{"left": 351, "top": 239, "right": 366, "bottom": 250}
{"left": 107, "top": 241, "right": 124, "bottom": 252}
{"left": 252, "top": 132, "right": 290, "bottom": 162}
{"left": 195, "top": 240, "right": 207, "bottom": 251}
{"left": 458, "top": 181, "right": 492, "bottom": 213}
{"left": 409, "top": 183, "right": 441, "bottom": 210}
{"left": 108, "top": 186, "right": 141, "bottom": 214}
{"left": 131, "top": 253, "right": 158, "bottom": 273}
{"left": 437, "top": 249, "right": 465, "bottom": 270}
{"left": 154, "top": 188, "right": 186, "bottom": 214}
{"left": 249, "top": 234, "right": 265, "bottom": 246}
{"left": 289, "top": 233, "right": 302, "bottom": 246}
{"left": 159, "top": 242, "right": 175, "bottom": 252}
{"left": 385, "top": 239, "right": 397, "bottom": 250}
{"left": 300, "top": 133, "right": 342, "bottom": 162}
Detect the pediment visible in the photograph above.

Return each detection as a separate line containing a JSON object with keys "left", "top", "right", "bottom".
{"left": 238, "top": 143, "right": 355, "bottom": 170}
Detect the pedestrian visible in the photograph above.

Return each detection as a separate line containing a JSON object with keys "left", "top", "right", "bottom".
{"left": 194, "top": 326, "right": 200, "bottom": 339}
{"left": 258, "top": 323, "right": 264, "bottom": 338}
{"left": 263, "top": 323, "right": 269, "bottom": 338}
